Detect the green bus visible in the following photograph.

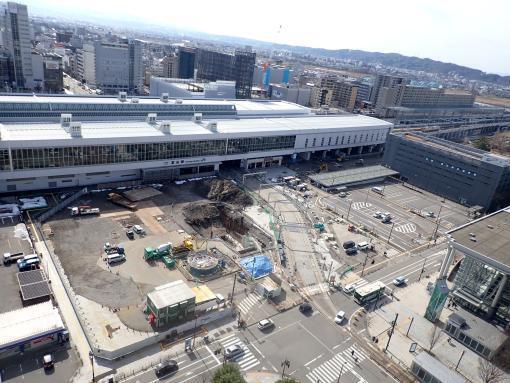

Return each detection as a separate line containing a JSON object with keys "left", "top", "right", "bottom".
{"left": 353, "top": 281, "right": 386, "bottom": 305}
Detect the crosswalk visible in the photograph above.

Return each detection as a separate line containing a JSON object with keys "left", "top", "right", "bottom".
{"left": 220, "top": 335, "right": 260, "bottom": 371}
{"left": 351, "top": 202, "right": 372, "bottom": 210}
{"left": 237, "top": 291, "right": 262, "bottom": 315}
{"left": 395, "top": 222, "right": 416, "bottom": 234}
{"left": 304, "top": 282, "right": 329, "bottom": 296}
{"left": 306, "top": 345, "right": 369, "bottom": 383}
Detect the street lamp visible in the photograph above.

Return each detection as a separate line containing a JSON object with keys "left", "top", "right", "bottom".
{"left": 88, "top": 351, "right": 95, "bottom": 383}
{"left": 336, "top": 361, "right": 345, "bottom": 382}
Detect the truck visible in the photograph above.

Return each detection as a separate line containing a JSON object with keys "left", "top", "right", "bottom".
{"left": 71, "top": 206, "right": 100, "bottom": 216}
{"left": 3, "top": 251, "right": 24, "bottom": 265}
{"left": 107, "top": 193, "right": 137, "bottom": 210}
{"left": 18, "top": 257, "right": 40, "bottom": 271}
{"left": 144, "top": 243, "right": 171, "bottom": 260}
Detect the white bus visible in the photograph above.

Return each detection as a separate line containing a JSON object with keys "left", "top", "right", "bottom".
{"left": 106, "top": 253, "right": 126, "bottom": 265}
{"left": 353, "top": 281, "right": 386, "bottom": 305}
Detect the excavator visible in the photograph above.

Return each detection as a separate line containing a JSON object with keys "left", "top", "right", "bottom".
{"left": 318, "top": 163, "right": 328, "bottom": 172}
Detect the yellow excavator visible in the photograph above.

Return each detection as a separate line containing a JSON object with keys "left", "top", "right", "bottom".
{"left": 318, "top": 163, "right": 328, "bottom": 172}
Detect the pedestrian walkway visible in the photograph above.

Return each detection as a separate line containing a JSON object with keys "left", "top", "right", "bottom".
{"left": 395, "top": 223, "right": 416, "bottom": 234}
{"left": 304, "top": 282, "right": 329, "bottom": 296}
{"left": 220, "top": 334, "right": 260, "bottom": 371}
{"left": 352, "top": 202, "right": 372, "bottom": 210}
{"left": 306, "top": 344, "right": 369, "bottom": 383}
{"left": 238, "top": 291, "right": 262, "bottom": 315}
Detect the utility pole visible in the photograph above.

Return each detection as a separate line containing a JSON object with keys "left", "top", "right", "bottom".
{"left": 364, "top": 188, "right": 370, "bottom": 204}
{"left": 436, "top": 204, "right": 444, "bottom": 223}
{"left": 327, "top": 261, "right": 334, "bottom": 284}
{"left": 455, "top": 350, "right": 465, "bottom": 371}
{"left": 418, "top": 258, "right": 427, "bottom": 281}
{"left": 387, "top": 222, "right": 395, "bottom": 243}
{"left": 230, "top": 272, "right": 237, "bottom": 305}
{"left": 346, "top": 200, "right": 353, "bottom": 220}
{"left": 406, "top": 317, "right": 414, "bottom": 337}
{"left": 336, "top": 362, "right": 345, "bottom": 382}
{"left": 385, "top": 313, "right": 399, "bottom": 351}
{"left": 361, "top": 251, "right": 370, "bottom": 277}
{"left": 192, "top": 314, "right": 199, "bottom": 348}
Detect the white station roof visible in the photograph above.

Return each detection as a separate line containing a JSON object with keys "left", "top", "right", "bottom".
{"left": 0, "top": 301, "right": 64, "bottom": 351}
{"left": 0, "top": 115, "right": 392, "bottom": 143}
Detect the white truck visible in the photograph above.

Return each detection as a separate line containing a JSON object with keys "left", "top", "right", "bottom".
{"left": 3, "top": 251, "right": 24, "bottom": 265}
{"left": 71, "top": 206, "right": 100, "bottom": 216}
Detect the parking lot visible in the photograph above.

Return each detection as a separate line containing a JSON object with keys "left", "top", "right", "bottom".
{"left": 320, "top": 179, "right": 471, "bottom": 252}
{"left": 0, "top": 218, "right": 35, "bottom": 314}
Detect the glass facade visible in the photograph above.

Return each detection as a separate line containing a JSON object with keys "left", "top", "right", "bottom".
{"left": 3, "top": 135, "right": 296, "bottom": 171}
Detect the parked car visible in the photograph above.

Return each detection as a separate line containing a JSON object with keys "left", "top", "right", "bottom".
{"left": 224, "top": 344, "right": 244, "bottom": 359}
{"left": 154, "top": 359, "right": 178, "bottom": 377}
{"left": 339, "top": 192, "right": 347, "bottom": 198}
{"left": 299, "top": 302, "right": 313, "bottom": 313}
{"left": 393, "top": 276, "right": 407, "bottom": 286}
{"left": 357, "top": 241, "right": 369, "bottom": 251}
{"left": 373, "top": 211, "right": 383, "bottom": 218}
{"left": 381, "top": 215, "right": 392, "bottom": 223}
{"left": 426, "top": 211, "right": 435, "bottom": 218}
{"left": 126, "top": 229, "right": 134, "bottom": 239}
{"left": 334, "top": 310, "right": 346, "bottom": 324}
{"left": 43, "top": 354, "right": 54, "bottom": 370}
{"left": 133, "top": 225, "right": 145, "bottom": 234}
{"left": 342, "top": 241, "right": 356, "bottom": 249}
{"left": 345, "top": 247, "right": 358, "bottom": 255}
{"left": 257, "top": 318, "right": 275, "bottom": 331}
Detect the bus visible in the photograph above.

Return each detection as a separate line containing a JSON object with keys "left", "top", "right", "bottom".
{"left": 353, "top": 281, "right": 386, "bottom": 305}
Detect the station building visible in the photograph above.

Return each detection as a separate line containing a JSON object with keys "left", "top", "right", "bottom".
{"left": 0, "top": 107, "right": 392, "bottom": 192}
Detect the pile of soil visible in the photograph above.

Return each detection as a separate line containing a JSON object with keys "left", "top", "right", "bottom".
{"left": 182, "top": 201, "right": 221, "bottom": 227}
{"left": 206, "top": 179, "right": 252, "bottom": 207}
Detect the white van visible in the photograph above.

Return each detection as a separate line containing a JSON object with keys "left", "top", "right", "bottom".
{"left": 106, "top": 253, "right": 126, "bottom": 265}
{"left": 371, "top": 187, "right": 383, "bottom": 194}
{"left": 342, "top": 280, "right": 366, "bottom": 294}
{"left": 358, "top": 241, "right": 370, "bottom": 251}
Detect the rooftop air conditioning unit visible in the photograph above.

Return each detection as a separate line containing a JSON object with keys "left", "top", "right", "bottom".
{"left": 60, "top": 113, "right": 72, "bottom": 127}
{"left": 118, "top": 92, "right": 127, "bottom": 102}
{"left": 192, "top": 113, "right": 202, "bottom": 123}
{"left": 159, "top": 122, "right": 171, "bottom": 134}
{"left": 146, "top": 113, "right": 157, "bottom": 125}
{"left": 207, "top": 121, "right": 218, "bottom": 132}
{"left": 160, "top": 93, "right": 169, "bottom": 103}
{"left": 175, "top": 99, "right": 183, "bottom": 105}
{"left": 131, "top": 98, "right": 139, "bottom": 103}
{"left": 69, "top": 122, "right": 82, "bottom": 137}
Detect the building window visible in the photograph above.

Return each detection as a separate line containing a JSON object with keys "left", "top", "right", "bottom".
{"left": 313, "top": 138, "right": 316, "bottom": 147}
{"left": 335, "top": 136, "right": 339, "bottom": 145}
{"left": 341, "top": 136, "right": 345, "bottom": 144}
{"left": 328, "top": 137, "right": 332, "bottom": 146}
{"left": 321, "top": 137, "right": 325, "bottom": 146}
{"left": 305, "top": 138, "right": 308, "bottom": 148}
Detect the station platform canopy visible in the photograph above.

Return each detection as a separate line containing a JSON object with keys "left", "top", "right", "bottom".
{"left": 309, "top": 165, "right": 399, "bottom": 189}
{"left": 240, "top": 255, "right": 273, "bottom": 280}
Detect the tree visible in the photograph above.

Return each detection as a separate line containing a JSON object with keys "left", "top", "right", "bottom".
{"left": 213, "top": 364, "right": 247, "bottom": 383}
{"left": 478, "top": 357, "right": 505, "bottom": 383}
{"left": 276, "top": 379, "right": 300, "bottom": 383}
{"left": 427, "top": 325, "right": 441, "bottom": 352}
{"left": 472, "top": 136, "right": 491, "bottom": 151}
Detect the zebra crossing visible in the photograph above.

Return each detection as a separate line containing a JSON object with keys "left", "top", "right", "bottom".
{"left": 306, "top": 345, "right": 369, "bottom": 383}
{"left": 220, "top": 334, "right": 260, "bottom": 371}
{"left": 351, "top": 202, "right": 372, "bottom": 210}
{"left": 395, "top": 222, "right": 417, "bottom": 234}
{"left": 237, "top": 291, "right": 262, "bottom": 315}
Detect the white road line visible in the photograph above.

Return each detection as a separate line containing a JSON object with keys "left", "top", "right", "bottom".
{"left": 373, "top": 251, "right": 445, "bottom": 281}
{"left": 206, "top": 345, "right": 221, "bottom": 365}
{"left": 251, "top": 343, "right": 264, "bottom": 358}
{"left": 304, "top": 353, "right": 323, "bottom": 367}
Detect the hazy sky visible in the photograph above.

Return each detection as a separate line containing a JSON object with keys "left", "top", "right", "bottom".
{"left": 25, "top": 0, "right": 510, "bottom": 75}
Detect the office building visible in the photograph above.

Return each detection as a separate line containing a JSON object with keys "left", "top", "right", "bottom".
{"left": 269, "top": 84, "right": 311, "bottom": 106}
{"left": 149, "top": 77, "right": 235, "bottom": 99}
{"left": 196, "top": 48, "right": 255, "bottom": 99}
{"left": 76, "top": 42, "right": 95, "bottom": 85}
{"left": 31, "top": 51, "right": 63, "bottom": 93}
{"left": 383, "top": 132, "right": 510, "bottom": 210}
{"left": 161, "top": 54, "right": 179, "bottom": 78}
{"left": 355, "top": 81, "right": 372, "bottom": 105}
{"left": 253, "top": 65, "right": 294, "bottom": 87}
{"left": 370, "top": 74, "right": 408, "bottom": 107}
{"left": 0, "top": 1, "right": 33, "bottom": 89}
{"left": 333, "top": 82, "right": 358, "bottom": 111}
{"left": 0, "top": 104, "right": 391, "bottom": 192}
{"left": 310, "top": 86, "right": 333, "bottom": 108}
{"left": 441, "top": 207, "right": 510, "bottom": 329}
{"left": 177, "top": 47, "right": 196, "bottom": 79}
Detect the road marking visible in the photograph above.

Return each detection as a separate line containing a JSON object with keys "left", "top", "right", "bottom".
{"left": 237, "top": 291, "right": 262, "bottom": 315}
{"left": 251, "top": 343, "right": 264, "bottom": 358}
{"left": 221, "top": 336, "right": 260, "bottom": 371}
{"left": 304, "top": 353, "right": 324, "bottom": 367}
{"left": 395, "top": 223, "right": 417, "bottom": 234}
{"left": 300, "top": 322, "right": 333, "bottom": 352}
{"left": 206, "top": 345, "right": 221, "bottom": 365}
{"left": 357, "top": 328, "right": 366, "bottom": 334}
{"left": 352, "top": 202, "right": 372, "bottom": 210}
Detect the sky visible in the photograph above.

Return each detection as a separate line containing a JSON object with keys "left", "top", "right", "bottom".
{"left": 24, "top": 0, "right": 510, "bottom": 75}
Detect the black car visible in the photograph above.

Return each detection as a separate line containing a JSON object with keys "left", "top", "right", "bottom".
{"left": 155, "top": 360, "right": 178, "bottom": 377}
{"left": 342, "top": 240, "right": 356, "bottom": 249}
{"left": 299, "top": 302, "right": 312, "bottom": 313}
{"left": 345, "top": 247, "right": 358, "bottom": 255}
{"left": 126, "top": 229, "right": 134, "bottom": 240}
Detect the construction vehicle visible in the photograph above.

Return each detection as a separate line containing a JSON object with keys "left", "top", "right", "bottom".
{"left": 172, "top": 238, "right": 193, "bottom": 258}
{"left": 144, "top": 243, "right": 171, "bottom": 260}
{"left": 318, "top": 163, "right": 328, "bottom": 172}
{"left": 313, "top": 223, "right": 325, "bottom": 232}
{"left": 71, "top": 206, "right": 100, "bottom": 216}
{"left": 107, "top": 193, "right": 137, "bottom": 210}
{"left": 162, "top": 256, "right": 176, "bottom": 269}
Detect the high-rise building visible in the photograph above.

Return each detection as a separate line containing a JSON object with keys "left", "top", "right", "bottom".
{"left": 161, "top": 54, "right": 178, "bottom": 78}
{"left": 371, "top": 74, "right": 407, "bottom": 108}
{"left": 196, "top": 48, "right": 255, "bottom": 99}
{"left": 177, "top": 47, "right": 196, "bottom": 79}
{"left": 80, "top": 39, "right": 143, "bottom": 94}
{"left": 0, "top": 1, "right": 33, "bottom": 89}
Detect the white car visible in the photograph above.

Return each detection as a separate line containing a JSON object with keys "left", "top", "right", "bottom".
{"left": 257, "top": 318, "right": 274, "bottom": 330}
{"left": 393, "top": 276, "right": 407, "bottom": 286}
{"left": 373, "top": 211, "right": 383, "bottom": 218}
{"left": 334, "top": 311, "right": 346, "bottom": 324}
{"left": 224, "top": 344, "right": 244, "bottom": 359}
{"left": 339, "top": 192, "right": 347, "bottom": 197}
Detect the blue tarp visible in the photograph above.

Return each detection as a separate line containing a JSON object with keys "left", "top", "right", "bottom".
{"left": 240, "top": 255, "right": 273, "bottom": 280}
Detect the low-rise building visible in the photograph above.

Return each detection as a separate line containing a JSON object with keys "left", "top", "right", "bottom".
{"left": 149, "top": 77, "right": 235, "bottom": 99}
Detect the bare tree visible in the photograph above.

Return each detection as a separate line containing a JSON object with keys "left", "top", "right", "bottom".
{"left": 427, "top": 325, "right": 441, "bottom": 352}
{"left": 478, "top": 357, "right": 505, "bottom": 383}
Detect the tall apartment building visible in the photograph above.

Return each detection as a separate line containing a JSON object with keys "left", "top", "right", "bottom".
{"left": 310, "top": 86, "right": 333, "bottom": 108}
{"left": 0, "top": 1, "right": 33, "bottom": 89}
{"left": 161, "top": 54, "right": 178, "bottom": 78}
{"left": 313, "top": 75, "right": 358, "bottom": 111}
{"left": 196, "top": 48, "right": 255, "bottom": 99}
{"left": 355, "top": 81, "right": 372, "bottom": 105}
{"left": 31, "top": 51, "right": 63, "bottom": 93}
{"left": 177, "top": 47, "right": 196, "bottom": 79}
{"left": 77, "top": 39, "right": 143, "bottom": 94}
{"left": 371, "top": 74, "right": 408, "bottom": 108}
